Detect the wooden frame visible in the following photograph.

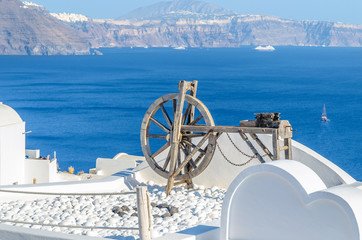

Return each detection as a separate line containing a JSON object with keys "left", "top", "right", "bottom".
{"left": 140, "top": 80, "right": 293, "bottom": 195}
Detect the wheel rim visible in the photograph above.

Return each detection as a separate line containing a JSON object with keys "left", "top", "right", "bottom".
{"left": 141, "top": 93, "right": 216, "bottom": 181}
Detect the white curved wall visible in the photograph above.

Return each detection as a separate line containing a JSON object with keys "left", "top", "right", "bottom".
{"left": 0, "top": 103, "right": 23, "bottom": 127}
{"left": 220, "top": 161, "right": 362, "bottom": 240}
{"left": 134, "top": 133, "right": 356, "bottom": 189}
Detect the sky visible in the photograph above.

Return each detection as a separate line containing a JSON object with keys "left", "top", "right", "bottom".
{"left": 30, "top": 0, "right": 362, "bottom": 24}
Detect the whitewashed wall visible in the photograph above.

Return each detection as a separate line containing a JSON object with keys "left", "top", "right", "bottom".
{"left": 134, "top": 133, "right": 355, "bottom": 189}
{"left": 25, "top": 159, "right": 57, "bottom": 184}
{"left": 220, "top": 160, "right": 362, "bottom": 240}
{"left": 0, "top": 122, "right": 25, "bottom": 185}
{"left": 96, "top": 153, "right": 143, "bottom": 176}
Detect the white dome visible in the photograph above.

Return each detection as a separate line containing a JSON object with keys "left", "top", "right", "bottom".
{"left": 0, "top": 103, "right": 23, "bottom": 127}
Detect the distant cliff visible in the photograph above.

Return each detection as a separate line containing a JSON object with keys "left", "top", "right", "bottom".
{"left": 60, "top": 0, "right": 362, "bottom": 48}
{"left": 118, "top": 0, "right": 236, "bottom": 20}
{"left": 2, "top": 0, "right": 362, "bottom": 55}
{"left": 0, "top": 0, "right": 89, "bottom": 55}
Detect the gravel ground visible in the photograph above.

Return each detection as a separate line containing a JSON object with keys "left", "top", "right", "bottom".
{"left": 0, "top": 183, "right": 225, "bottom": 239}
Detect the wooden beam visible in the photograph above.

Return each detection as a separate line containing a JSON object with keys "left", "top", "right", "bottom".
{"left": 239, "top": 120, "right": 257, "bottom": 127}
{"left": 272, "top": 130, "right": 280, "bottom": 160}
{"left": 167, "top": 81, "right": 187, "bottom": 195}
{"left": 284, "top": 138, "right": 293, "bottom": 159}
{"left": 249, "top": 133, "right": 274, "bottom": 160}
{"left": 189, "top": 80, "right": 198, "bottom": 123}
{"left": 172, "top": 131, "right": 212, "bottom": 177}
{"left": 181, "top": 125, "right": 275, "bottom": 134}
{"left": 182, "top": 133, "right": 206, "bottom": 138}
{"left": 137, "top": 186, "right": 151, "bottom": 240}
{"left": 185, "top": 81, "right": 198, "bottom": 178}
{"left": 180, "top": 143, "right": 197, "bottom": 169}
{"left": 183, "top": 139, "right": 207, "bottom": 154}
{"left": 279, "top": 146, "right": 289, "bottom": 151}
{"left": 238, "top": 132, "right": 265, "bottom": 163}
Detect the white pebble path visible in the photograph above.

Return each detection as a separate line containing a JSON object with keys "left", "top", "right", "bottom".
{"left": 0, "top": 183, "right": 225, "bottom": 239}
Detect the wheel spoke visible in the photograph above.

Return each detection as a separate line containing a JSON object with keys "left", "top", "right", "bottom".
{"left": 183, "top": 139, "right": 207, "bottom": 154}
{"left": 151, "top": 141, "right": 170, "bottom": 159}
{"left": 182, "top": 103, "right": 192, "bottom": 125}
{"left": 189, "top": 115, "right": 203, "bottom": 125}
{"left": 160, "top": 104, "right": 172, "bottom": 128}
{"left": 150, "top": 117, "right": 170, "bottom": 133}
{"left": 180, "top": 143, "right": 197, "bottom": 170}
{"left": 148, "top": 134, "right": 167, "bottom": 139}
{"left": 162, "top": 151, "right": 171, "bottom": 171}
{"left": 194, "top": 146, "right": 207, "bottom": 165}
{"left": 189, "top": 159, "right": 197, "bottom": 170}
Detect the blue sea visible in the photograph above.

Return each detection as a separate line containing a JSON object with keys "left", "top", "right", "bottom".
{"left": 0, "top": 47, "right": 361, "bottom": 180}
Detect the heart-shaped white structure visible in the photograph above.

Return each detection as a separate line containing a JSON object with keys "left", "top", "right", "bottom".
{"left": 220, "top": 160, "right": 362, "bottom": 240}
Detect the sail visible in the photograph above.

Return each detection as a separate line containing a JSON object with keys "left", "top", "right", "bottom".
{"left": 322, "top": 104, "right": 327, "bottom": 116}
{"left": 321, "top": 104, "right": 327, "bottom": 121}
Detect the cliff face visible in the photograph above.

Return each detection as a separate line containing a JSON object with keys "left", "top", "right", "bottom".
{"left": 0, "top": 0, "right": 90, "bottom": 55}
{"left": 118, "top": 0, "right": 236, "bottom": 20}
{"left": 69, "top": 15, "right": 362, "bottom": 48}
{"left": 2, "top": 0, "right": 362, "bottom": 55}
{"left": 56, "top": 0, "right": 362, "bottom": 48}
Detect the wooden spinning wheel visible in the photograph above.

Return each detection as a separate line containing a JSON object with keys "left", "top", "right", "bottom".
{"left": 141, "top": 80, "right": 294, "bottom": 195}
{"left": 141, "top": 81, "right": 216, "bottom": 194}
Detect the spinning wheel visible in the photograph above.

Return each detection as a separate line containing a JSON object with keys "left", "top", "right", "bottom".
{"left": 140, "top": 81, "right": 216, "bottom": 194}
{"left": 140, "top": 80, "right": 294, "bottom": 195}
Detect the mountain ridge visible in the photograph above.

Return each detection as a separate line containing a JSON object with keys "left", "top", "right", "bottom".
{"left": 2, "top": 0, "right": 362, "bottom": 55}
{"left": 118, "top": 0, "right": 236, "bottom": 20}
{"left": 0, "top": 0, "right": 90, "bottom": 55}
{"left": 63, "top": 0, "right": 362, "bottom": 49}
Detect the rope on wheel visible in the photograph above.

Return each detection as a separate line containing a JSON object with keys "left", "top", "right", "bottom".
{"left": 216, "top": 133, "right": 266, "bottom": 167}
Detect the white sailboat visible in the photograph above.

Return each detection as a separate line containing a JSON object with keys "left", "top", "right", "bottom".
{"left": 321, "top": 104, "right": 328, "bottom": 121}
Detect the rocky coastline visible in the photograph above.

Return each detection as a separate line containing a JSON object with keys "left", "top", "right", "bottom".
{"left": 1, "top": 0, "right": 362, "bottom": 55}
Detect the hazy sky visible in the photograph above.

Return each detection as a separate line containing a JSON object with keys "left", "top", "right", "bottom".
{"left": 31, "top": 0, "right": 362, "bottom": 24}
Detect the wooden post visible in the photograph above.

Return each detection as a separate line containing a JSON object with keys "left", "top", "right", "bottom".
{"left": 137, "top": 186, "right": 152, "bottom": 240}
{"left": 166, "top": 81, "right": 188, "bottom": 195}
{"left": 184, "top": 80, "right": 198, "bottom": 185}
{"left": 284, "top": 138, "right": 292, "bottom": 159}
{"left": 272, "top": 130, "right": 280, "bottom": 160}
